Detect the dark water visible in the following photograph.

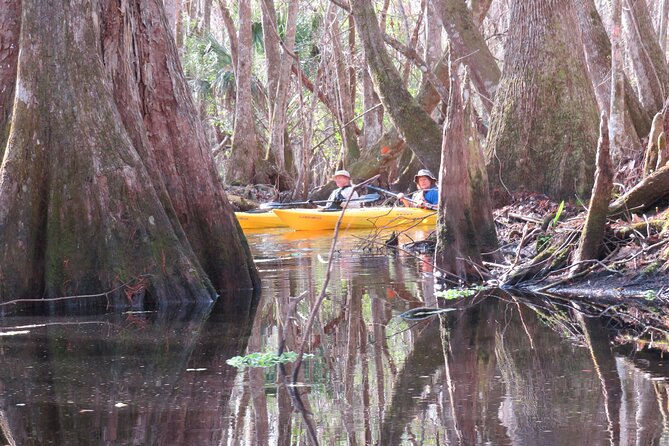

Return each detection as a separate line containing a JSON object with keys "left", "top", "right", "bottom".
{"left": 1, "top": 228, "right": 668, "bottom": 445}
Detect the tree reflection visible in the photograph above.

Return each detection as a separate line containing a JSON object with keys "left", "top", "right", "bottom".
{"left": 0, "top": 293, "right": 257, "bottom": 445}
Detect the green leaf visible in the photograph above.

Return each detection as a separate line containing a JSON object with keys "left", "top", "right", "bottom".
{"left": 552, "top": 200, "right": 565, "bottom": 227}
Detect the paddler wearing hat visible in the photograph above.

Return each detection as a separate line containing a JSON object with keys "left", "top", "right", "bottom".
{"left": 325, "top": 170, "right": 361, "bottom": 210}
{"left": 397, "top": 169, "right": 438, "bottom": 208}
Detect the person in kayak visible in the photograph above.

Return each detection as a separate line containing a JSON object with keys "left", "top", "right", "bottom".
{"left": 397, "top": 169, "right": 438, "bottom": 209}
{"left": 325, "top": 170, "right": 360, "bottom": 210}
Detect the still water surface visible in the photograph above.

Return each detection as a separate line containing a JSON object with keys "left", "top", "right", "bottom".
{"left": 0, "top": 228, "right": 668, "bottom": 445}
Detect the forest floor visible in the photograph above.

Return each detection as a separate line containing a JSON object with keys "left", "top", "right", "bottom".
{"left": 491, "top": 189, "right": 668, "bottom": 297}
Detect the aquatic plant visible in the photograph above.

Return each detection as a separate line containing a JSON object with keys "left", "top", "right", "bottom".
{"left": 435, "top": 287, "right": 479, "bottom": 300}
{"left": 226, "top": 351, "right": 314, "bottom": 369}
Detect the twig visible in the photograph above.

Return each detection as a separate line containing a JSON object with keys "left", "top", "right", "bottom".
{"left": 287, "top": 175, "right": 380, "bottom": 445}
{"left": 0, "top": 275, "right": 152, "bottom": 308}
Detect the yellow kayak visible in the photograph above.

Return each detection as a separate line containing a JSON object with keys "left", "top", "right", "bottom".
{"left": 273, "top": 207, "right": 437, "bottom": 231}
{"left": 235, "top": 210, "right": 287, "bottom": 229}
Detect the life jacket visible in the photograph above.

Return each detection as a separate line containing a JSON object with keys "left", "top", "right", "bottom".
{"left": 328, "top": 185, "right": 352, "bottom": 210}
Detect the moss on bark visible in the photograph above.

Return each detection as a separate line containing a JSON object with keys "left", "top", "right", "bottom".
{"left": 485, "top": 0, "right": 599, "bottom": 199}
{"left": 0, "top": 0, "right": 259, "bottom": 307}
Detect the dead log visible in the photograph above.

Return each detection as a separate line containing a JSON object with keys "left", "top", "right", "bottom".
{"left": 609, "top": 99, "right": 669, "bottom": 216}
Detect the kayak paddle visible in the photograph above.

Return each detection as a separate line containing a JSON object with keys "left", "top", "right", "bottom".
{"left": 366, "top": 185, "right": 437, "bottom": 210}
{"left": 260, "top": 193, "right": 381, "bottom": 209}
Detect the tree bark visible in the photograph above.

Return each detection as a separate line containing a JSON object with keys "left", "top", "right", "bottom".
{"left": 469, "top": 0, "right": 494, "bottom": 26}
{"left": 433, "top": 0, "right": 500, "bottom": 112}
{"left": 485, "top": 0, "right": 600, "bottom": 199}
{"left": 659, "top": 0, "right": 668, "bottom": 53}
{"left": 351, "top": 0, "right": 442, "bottom": 174}
{"left": 575, "top": 0, "right": 648, "bottom": 153}
{"left": 326, "top": 4, "right": 360, "bottom": 163}
{"left": 609, "top": 0, "right": 626, "bottom": 161}
{"left": 163, "top": 0, "right": 182, "bottom": 39}
{"left": 0, "top": 0, "right": 259, "bottom": 304}
{"left": 642, "top": 112, "right": 665, "bottom": 175}
{"left": 262, "top": 0, "right": 298, "bottom": 180}
{"left": 622, "top": 0, "right": 669, "bottom": 113}
{"left": 361, "top": 66, "right": 384, "bottom": 149}
{"left": 436, "top": 65, "right": 498, "bottom": 280}
{"left": 226, "top": 0, "right": 268, "bottom": 184}
{"left": 571, "top": 115, "right": 613, "bottom": 275}
{"left": 218, "top": 0, "right": 239, "bottom": 72}
{"left": 0, "top": 0, "right": 20, "bottom": 153}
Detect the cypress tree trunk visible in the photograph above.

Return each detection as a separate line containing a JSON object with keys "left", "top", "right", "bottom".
{"left": 485, "top": 0, "right": 600, "bottom": 199}
{"left": 622, "top": 0, "right": 669, "bottom": 113}
{"left": 0, "top": 0, "right": 20, "bottom": 151}
{"left": 226, "top": 0, "right": 268, "bottom": 185}
{"left": 436, "top": 66, "right": 498, "bottom": 280}
{"left": 326, "top": 4, "right": 361, "bottom": 163}
{"left": 0, "top": 0, "right": 259, "bottom": 305}
{"left": 433, "top": 0, "right": 500, "bottom": 111}
{"left": 350, "top": 0, "right": 442, "bottom": 174}
{"left": 261, "top": 0, "right": 299, "bottom": 185}
{"left": 575, "top": 0, "right": 649, "bottom": 152}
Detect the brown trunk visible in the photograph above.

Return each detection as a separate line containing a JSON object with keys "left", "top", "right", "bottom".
{"left": 400, "top": 0, "right": 425, "bottom": 86}
{"left": 424, "top": 0, "right": 442, "bottom": 69}
{"left": 575, "top": 0, "right": 647, "bottom": 156}
{"left": 327, "top": 4, "right": 360, "bottom": 163}
{"left": 0, "top": 0, "right": 21, "bottom": 152}
{"left": 435, "top": 66, "right": 498, "bottom": 279}
{"left": 0, "top": 0, "right": 258, "bottom": 304}
{"left": 485, "top": 0, "right": 600, "bottom": 199}
{"left": 261, "top": 0, "right": 298, "bottom": 187}
{"left": 622, "top": 0, "right": 669, "bottom": 113}
{"left": 360, "top": 64, "right": 384, "bottom": 149}
{"left": 643, "top": 112, "right": 665, "bottom": 175}
{"left": 470, "top": 0, "right": 494, "bottom": 26}
{"left": 351, "top": 0, "right": 442, "bottom": 173}
{"left": 659, "top": 0, "right": 668, "bottom": 52}
{"left": 227, "top": 0, "right": 268, "bottom": 184}
{"left": 218, "top": 0, "right": 239, "bottom": 70}
{"left": 163, "top": 0, "right": 182, "bottom": 39}
{"left": 571, "top": 115, "right": 614, "bottom": 275}
{"left": 433, "top": 0, "right": 501, "bottom": 111}
{"left": 609, "top": 0, "right": 626, "bottom": 161}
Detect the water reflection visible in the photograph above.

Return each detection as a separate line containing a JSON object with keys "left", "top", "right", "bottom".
{"left": 1, "top": 228, "right": 669, "bottom": 445}
{"left": 0, "top": 295, "right": 256, "bottom": 445}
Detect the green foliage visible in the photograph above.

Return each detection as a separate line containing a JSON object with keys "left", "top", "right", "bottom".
{"left": 536, "top": 234, "right": 552, "bottom": 253}
{"left": 435, "top": 287, "right": 480, "bottom": 300}
{"left": 251, "top": 21, "right": 264, "bottom": 53}
{"left": 226, "top": 351, "right": 314, "bottom": 369}
{"left": 642, "top": 290, "right": 658, "bottom": 301}
{"left": 552, "top": 200, "right": 565, "bottom": 227}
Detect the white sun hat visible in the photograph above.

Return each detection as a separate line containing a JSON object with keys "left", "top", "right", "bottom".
{"left": 332, "top": 169, "right": 351, "bottom": 179}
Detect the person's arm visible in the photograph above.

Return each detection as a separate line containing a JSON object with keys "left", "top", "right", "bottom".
{"left": 396, "top": 192, "right": 412, "bottom": 207}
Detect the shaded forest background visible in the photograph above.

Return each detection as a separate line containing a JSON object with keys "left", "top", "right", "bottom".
{"left": 173, "top": 0, "right": 668, "bottom": 200}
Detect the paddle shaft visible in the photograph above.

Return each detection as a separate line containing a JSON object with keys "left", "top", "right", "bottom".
{"left": 367, "top": 185, "right": 437, "bottom": 210}
{"left": 261, "top": 193, "right": 380, "bottom": 209}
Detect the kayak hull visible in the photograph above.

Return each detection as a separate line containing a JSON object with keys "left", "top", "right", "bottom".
{"left": 235, "top": 211, "right": 287, "bottom": 229}
{"left": 273, "top": 207, "right": 437, "bottom": 231}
